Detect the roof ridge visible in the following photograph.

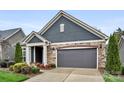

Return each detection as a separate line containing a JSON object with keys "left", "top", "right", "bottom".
{"left": 1, "top": 27, "right": 21, "bottom": 31}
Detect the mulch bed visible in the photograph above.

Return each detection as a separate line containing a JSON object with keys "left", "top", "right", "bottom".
{"left": 0, "top": 67, "right": 43, "bottom": 78}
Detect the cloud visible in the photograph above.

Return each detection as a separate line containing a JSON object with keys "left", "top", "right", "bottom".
{"left": 1, "top": 16, "right": 124, "bottom": 36}
{"left": 0, "top": 20, "right": 41, "bottom": 35}
{"left": 97, "top": 17, "right": 124, "bottom": 35}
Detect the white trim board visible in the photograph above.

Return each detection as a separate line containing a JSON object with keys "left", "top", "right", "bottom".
{"left": 55, "top": 49, "right": 57, "bottom": 68}
{"left": 97, "top": 48, "right": 98, "bottom": 69}
{"left": 58, "top": 47, "right": 95, "bottom": 50}
{"left": 22, "top": 31, "right": 34, "bottom": 43}
{"left": 27, "top": 42, "right": 46, "bottom": 46}
{"left": 39, "top": 11, "right": 62, "bottom": 35}
{"left": 51, "top": 40, "right": 105, "bottom": 45}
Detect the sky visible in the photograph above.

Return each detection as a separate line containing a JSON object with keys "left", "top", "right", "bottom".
{"left": 0, "top": 10, "right": 124, "bottom": 36}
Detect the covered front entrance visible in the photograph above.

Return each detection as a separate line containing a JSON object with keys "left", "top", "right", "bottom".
{"left": 31, "top": 46, "right": 43, "bottom": 63}
{"left": 26, "top": 45, "right": 47, "bottom": 65}
{"left": 22, "top": 31, "right": 49, "bottom": 65}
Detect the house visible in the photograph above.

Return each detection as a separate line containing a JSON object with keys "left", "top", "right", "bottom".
{"left": 119, "top": 35, "right": 124, "bottom": 65}
{"left": 0, "top": 28, "right": 26, "bottom": 61}
{"left": 22, "top": 10, "right": 108, "bottom": 69}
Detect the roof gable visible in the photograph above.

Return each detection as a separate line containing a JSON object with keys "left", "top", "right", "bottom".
{"left": 39, "top": 10, "right": 108, "bottom": 40}
{"left": 0, "top": 28, "right": 22, "bottom": 40}
{"left": 22, "top": 31, "right": 49, "bottom": 44}
{"left": 28, "top": 36, "right": 43, "bottom": 43}
{"left": 42, "top": 16, "right": 102, "bottom": 43}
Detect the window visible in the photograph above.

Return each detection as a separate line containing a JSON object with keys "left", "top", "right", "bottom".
{"left": 22, "top": 48, "right": 26, "bottom": 62}
{"left": 60, "top": 24, "right": 64, "bottom": 32}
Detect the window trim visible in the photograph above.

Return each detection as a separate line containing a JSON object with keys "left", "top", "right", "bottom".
{"left": 60, "top": 24, "right": 64, "bottom": 32}
{"left": 22, "top": 48, "right": 26, "bottom": 62}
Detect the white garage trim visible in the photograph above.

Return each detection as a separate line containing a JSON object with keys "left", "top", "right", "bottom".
{"left": 97, "top": 48, "right": 98, "bottom": 69}
{"left": 55, "top": 47, "right": 98, "bottom": 69}
{"left": 55, "top": 49, "right": 57, "bottom": 68}
{"left": 51, "top": 40, "right": 105, "bottom": 45}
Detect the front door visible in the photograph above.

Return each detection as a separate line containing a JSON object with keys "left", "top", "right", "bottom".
{"left": 35, "top": 46, "right": 43, "bottom": 63}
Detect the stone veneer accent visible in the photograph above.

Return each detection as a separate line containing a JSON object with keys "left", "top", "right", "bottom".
{"left": 47, "top": 40, "right": 106, "bottom": 68}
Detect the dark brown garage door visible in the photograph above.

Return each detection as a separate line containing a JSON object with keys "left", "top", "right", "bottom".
{"left": 57, "top": 48, "right": 97, "bottom": 68}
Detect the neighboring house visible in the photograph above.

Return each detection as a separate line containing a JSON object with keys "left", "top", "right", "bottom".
{"left": 119, "top": 35, "right": 124, "bottom": 65}
{"left": 0, "top": 28, "right": 26, "bottom": 61}
{"left": 22, "top": 10, "right": 108, "bottom": 69}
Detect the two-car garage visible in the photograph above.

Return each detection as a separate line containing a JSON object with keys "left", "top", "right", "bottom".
{"left": 57, "top": 48, "right": 97, "bottom": 68}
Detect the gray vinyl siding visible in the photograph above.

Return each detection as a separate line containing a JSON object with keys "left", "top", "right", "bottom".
{"left": 2, "top": 45, "right": 15, "bottom": 60}
{"left": 28, "top": 36, "right": 43, "bottom": 43}
{"left": 120, "top": 40, "right": 124, "bottom": 65}
{"left": 6, "top": 30, "right": 25, "bottom": 45}
{"left": 2, "top": 30, "right": 25, "bottom": 60}
{"left": 42, "top": 16, "right": 102, "bottom": 43}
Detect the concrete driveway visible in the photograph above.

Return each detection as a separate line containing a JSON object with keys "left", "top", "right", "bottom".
{"left": 25, "top": 68, "right": 104, "bottom": 82}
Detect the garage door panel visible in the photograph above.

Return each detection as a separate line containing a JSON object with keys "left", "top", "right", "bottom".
{"left": 57, "top": 48, "right": 97, "bottom": 68}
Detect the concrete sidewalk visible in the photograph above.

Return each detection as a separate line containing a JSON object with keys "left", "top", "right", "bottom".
{"left": 25, "top": 68, "right": 104, "bottom": 82}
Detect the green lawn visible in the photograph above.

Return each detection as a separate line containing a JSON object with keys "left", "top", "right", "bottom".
{"left": 103, "top": 72, "right": 124, "bottom": 82}
{"left": 0, "top": 70, "right": 29, "bottom": 82}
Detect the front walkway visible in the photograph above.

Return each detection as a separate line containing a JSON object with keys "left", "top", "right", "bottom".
{"left": 25, "top": 68, "right": 104, "bottom": 82}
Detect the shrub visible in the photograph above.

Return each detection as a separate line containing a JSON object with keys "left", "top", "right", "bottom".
{"left": 35, "top": 63, "right": 56, "bottom": 69}
{"left": 44, "top": 64, "right": 51, "bottom": 69}
{"left": 35, "top": 63, "right": 41, "bottom": 67}
{"left": 9, "top": 65, "right": 14, "bottom": 71}
{"left": 106, "top": 34, "right": 121, "bottom": 74}
{"left": 0, "top": 61, "right": 7, "bottom": 68}
{"left": 21, "top": 66, "right": 31, "bottom": 74}
{"left": 13, "top": 63, "right": 28, "bottom": 73}
{"left": 121, "top": 66, "right": 124, "bottom": 75}
{"left": 40, "top": 64, "right": 45, "bottom": 69}
{"left": 103, "top": 72, "right": 124, "bottom": 82}
{"left": 8, "top": 62, "right": 15, "bottom": 67}
{"left": 49, "top": 63, "right": 56, "bottom": 68}
{"left": 31, "top": 67, "right": 40, "bottom": 74}
{"left": 15, "top": 43, "right": 23, "bottom": 63}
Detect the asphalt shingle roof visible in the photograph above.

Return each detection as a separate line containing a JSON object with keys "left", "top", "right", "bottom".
{"left": 0, "top": 28, "right": 20, "bottom": 40}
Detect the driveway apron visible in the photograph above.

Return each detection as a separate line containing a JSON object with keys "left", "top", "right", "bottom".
{"left": 25, "top": 68, "right": 104, "bottom": 82}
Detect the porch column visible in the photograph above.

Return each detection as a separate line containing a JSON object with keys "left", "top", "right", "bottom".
{"left": 26, "top": 46, "right": 30, "bottom": 65}
{"left": 43, "top": 45, "right": 47, "bottom": 65}
{"left": 33, "top": 46, "right": 36, "bottom": 63}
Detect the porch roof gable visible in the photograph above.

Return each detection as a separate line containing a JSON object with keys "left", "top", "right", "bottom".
{"left": 22, "top": 31, "right": 49, "bottom": 44}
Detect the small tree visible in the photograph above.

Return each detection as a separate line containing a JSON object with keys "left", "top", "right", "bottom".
{"left": 116, "top": 27, "right": 122, "bottom": 32}
{"left": 114, "top": 28, "right": 124, "bottom": 42}
{"left": 105, "top": 34, "right": 121, "bottom": 74}
{"left": 15, "top": 42, "right": 23, "bottom": 63}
